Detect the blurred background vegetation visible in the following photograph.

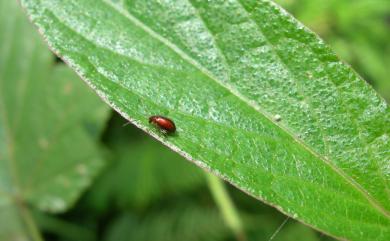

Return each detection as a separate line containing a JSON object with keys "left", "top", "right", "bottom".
{"left": 1, "top": 0, "right": 389, "bottom": 241}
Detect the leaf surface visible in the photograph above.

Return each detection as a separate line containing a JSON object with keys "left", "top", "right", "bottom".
{"left": 20, "top": 0, "right": 390, "bottom": 240}
{"left": 0, "top": 0, "right": 108, "bottom": 238}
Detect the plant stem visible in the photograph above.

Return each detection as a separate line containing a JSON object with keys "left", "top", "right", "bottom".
{"left": 206, "top": 173, "right": 246, "bottom": 241}
{"left": 16, "top": 199, "right": 44, "bottom": 241}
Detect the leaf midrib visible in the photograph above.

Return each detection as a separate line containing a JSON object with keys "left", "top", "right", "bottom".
{"left": 0, "top": 3, "right": 20, "bottom": 194}
{"left": 237, "top": 0, "right": 390, "bottom": 203}
{"left": 100, "top": 0, "right": 390, "bottom": 217}
{"left": 233, "top": 0, "right": 390, "bottom": 212}
{"left": 35, "top": 0, "right": 387, "bottom": 218}
{"left": 66, "top": 53, "right": 387, "bottom": 215}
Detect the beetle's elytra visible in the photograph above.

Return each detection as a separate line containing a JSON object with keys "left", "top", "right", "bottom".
{"left": 149, "top": 115, "right": 176, "bottom": 134}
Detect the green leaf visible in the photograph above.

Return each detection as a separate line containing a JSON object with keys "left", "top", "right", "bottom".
{"left": 20, "top": 0, "right": 390, "bottom": 240}
{"left": 0, "top": 0, "right": 109, "bottom": 238}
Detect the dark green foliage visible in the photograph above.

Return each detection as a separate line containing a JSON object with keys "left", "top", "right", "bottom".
{"left": 104, "top": 205, "right": 229, "bottom": 241}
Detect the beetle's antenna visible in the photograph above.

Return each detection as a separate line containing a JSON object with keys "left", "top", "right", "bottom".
{"left": 268, "top": 216, "right": 289, "bottom": 241}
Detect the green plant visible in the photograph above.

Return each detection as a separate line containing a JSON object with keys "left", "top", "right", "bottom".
{"left": 1, "top": 0, "right": 389, "bottom": 240}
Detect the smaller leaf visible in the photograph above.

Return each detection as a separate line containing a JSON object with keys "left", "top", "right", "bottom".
{"left": 0, "top": 3, "right": 109, "bottom": 239}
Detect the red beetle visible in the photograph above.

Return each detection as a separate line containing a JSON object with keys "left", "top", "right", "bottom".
{"left": 149, "top": 115, "right": 176, "bottom": 134}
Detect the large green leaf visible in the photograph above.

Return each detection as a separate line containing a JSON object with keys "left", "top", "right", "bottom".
{"left": 0, "top": 0, "right": 108, "bottom": 238}
{"left": 20, "top": 0, "right": 390, "bottom": 240}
